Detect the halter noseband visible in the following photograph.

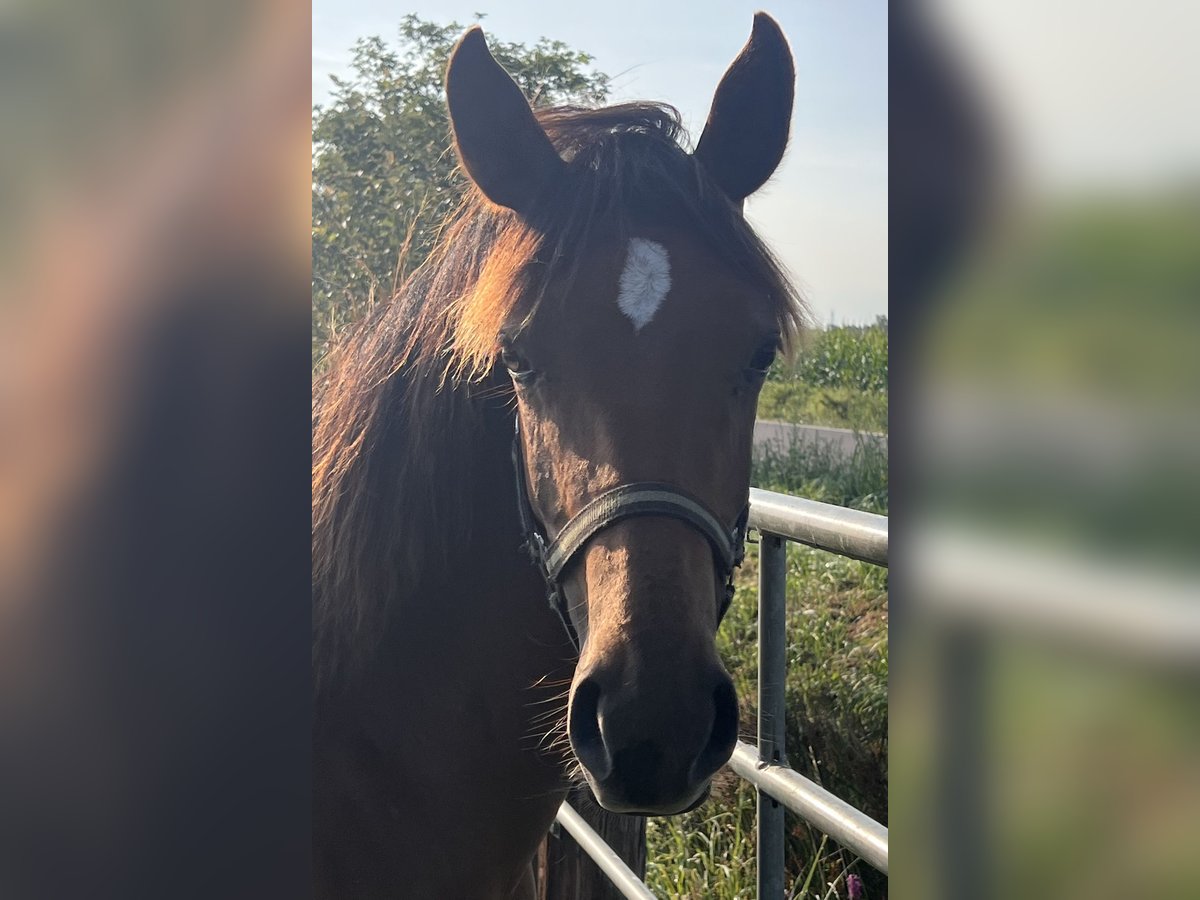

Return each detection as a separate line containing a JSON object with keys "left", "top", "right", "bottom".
{"left": 512, "top": 419, "right": 749, "bottom": 652}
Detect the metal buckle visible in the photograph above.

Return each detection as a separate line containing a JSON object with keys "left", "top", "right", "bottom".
{"left": 527, "top": 529, "right": 548, "bottom": 567}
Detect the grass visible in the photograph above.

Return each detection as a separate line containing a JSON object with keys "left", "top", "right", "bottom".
{"left": 756, "top": 321, "right": 889, "bottom": 432}
{"left": 752, "top": 437, "right": 889, "bottom": 516}
{"left": 756, "top": 382, "right": 888, "bottom": 433}
{"left": 644, "top": 436, "right": 890, "bottom": 899}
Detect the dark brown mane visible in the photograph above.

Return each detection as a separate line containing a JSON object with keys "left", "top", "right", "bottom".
{"left": 312, "top": 102, "right": 804, "bottom": 694}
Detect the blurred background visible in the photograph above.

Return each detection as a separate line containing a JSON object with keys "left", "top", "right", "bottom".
{"left": 891, "top": 1, "right": 1200, "bottom": 898}
{"left": 0, "top": 1, "right": 310, "bottom": 897}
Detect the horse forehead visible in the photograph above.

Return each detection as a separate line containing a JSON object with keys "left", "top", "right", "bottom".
{"left": 590, "top": 233, "right": 754, "bottom": 334}
{"left": 531, "top": 231, "right": 762, "bottom": 356}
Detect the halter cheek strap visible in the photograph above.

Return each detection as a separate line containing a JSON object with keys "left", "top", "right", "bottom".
{"left": 512, "top": 420, "right": 749, "bottom": 652}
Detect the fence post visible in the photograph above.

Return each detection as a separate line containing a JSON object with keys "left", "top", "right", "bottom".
{"left": 758, "top": 534, "right": 788, "bottom": 900}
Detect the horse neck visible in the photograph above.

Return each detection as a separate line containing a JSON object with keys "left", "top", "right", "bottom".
{"left": 415, "top": 375, "right": 521, "bottom": 581}
{"left": 314, "top": 360, "right": 546, "bottom": 697}
{"left": 347, "top": 363, "right": 518, "bottom": 618}
{"left": 392, "top": 370, "right": 571, "bottom": 680}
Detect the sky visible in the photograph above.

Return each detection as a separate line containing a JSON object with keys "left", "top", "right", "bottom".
{"left": 313, "top": 1, "right": 888, "bottom": 326}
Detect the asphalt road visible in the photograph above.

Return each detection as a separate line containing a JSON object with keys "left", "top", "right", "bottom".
{"left": 753, "top": 420, "right": 887, "bottom": 459}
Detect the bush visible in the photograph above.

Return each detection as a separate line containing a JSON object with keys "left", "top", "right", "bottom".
{"left": 786, "top": 319, "right": 889, "bottom": 394}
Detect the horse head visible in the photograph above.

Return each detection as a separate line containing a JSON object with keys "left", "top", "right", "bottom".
{"left": 444, "top": 15, "right": 798, "bottom": 815}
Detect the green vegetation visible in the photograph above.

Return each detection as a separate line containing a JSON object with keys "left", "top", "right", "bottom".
{"left": 753, "top": 438, "right": 888, "bottom": 516}
{"left": 926, "top": 199, "right": 1200, "bottom": 401}
{"left": 758, "top": 320, "right": 889, "bottom": 431}
{"left": 647, "top": 438, "right": 889, "bottom": 899}
{"left": 756, "top": 383, "right": 888, "bottom": 433}
{"left": 919, "top": 199, "right": 1200, "bottom": 566}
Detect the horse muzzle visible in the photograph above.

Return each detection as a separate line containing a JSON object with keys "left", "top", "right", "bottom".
{"left": 567, "top": 665, "right": 739, "bottom": 815}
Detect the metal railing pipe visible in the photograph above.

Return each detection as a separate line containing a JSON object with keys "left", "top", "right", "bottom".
{"left": 729, "top": 741, "right": 889, "bottom": 874}
{"left": 757, "top": 534, "right": 788, "bottom": 900}
{"left": 748, "top": 488, "right": 888, "bottom": 567}
{"left": 554, "top": 803, "right": 658, "bottom": 900}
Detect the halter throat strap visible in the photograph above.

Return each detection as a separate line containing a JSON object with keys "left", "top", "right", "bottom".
{"left": 511, "top": 420, "right": 749, "bottom": 652}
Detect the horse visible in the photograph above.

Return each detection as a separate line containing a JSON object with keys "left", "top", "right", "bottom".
{"left": 313, "top": 14, "right": 803, "bottom": 898}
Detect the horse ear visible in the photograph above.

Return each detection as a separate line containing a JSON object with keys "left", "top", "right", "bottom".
{"left": 694, "top": 13, "right": 795, "bottom": 202}
{"left": 445, "top": 27, "right": 565, "bottom": 212}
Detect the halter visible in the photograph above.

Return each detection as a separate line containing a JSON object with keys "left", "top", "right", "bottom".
{"left": 511, "top": 419, "right": 749, "bottom": 652}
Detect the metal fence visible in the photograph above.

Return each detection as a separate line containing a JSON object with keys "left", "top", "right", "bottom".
{"left": 554, "top": 486, "right": 890, "bottom": 898}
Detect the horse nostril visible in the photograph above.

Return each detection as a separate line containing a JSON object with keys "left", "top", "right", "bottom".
{"left": 568, "top": 677, "right": 612, "bottom": 780}
{"left": 690, "top": 678, "right": 739, "bottom": 783}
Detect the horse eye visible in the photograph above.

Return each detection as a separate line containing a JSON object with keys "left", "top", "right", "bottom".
{"left": 500, "top": 341, "right": 534, "bottom": 379}
{"left": 746, "top": 340, "right": 779, "bottom": 375}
